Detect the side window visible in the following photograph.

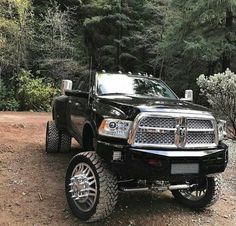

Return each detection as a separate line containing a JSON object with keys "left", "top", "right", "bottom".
{"left": 74, "top": 75, "right": 89, "bottom": 92}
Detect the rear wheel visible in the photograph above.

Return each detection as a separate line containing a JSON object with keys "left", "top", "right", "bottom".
{"left": 60, "top": 132, "right": 71, "bottom": 152}
{"left": 172, "top": 176, "right": 221, "bottom": 209}
{"left": 65, "top": 152, "right": 118, "bottom": 222}
{"left": 46, "top": 121, "right": 60, "bottom": 153}
{"left": 45, "top": 120, "right": 71, "bottom": 153}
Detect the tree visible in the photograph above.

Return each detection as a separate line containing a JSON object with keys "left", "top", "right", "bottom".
{"left": 0, "top": 0, "right": 32, "bottom": 78}
{"left": 155, "top": 0, "right": 236, "bottom": 97}
{"left": 81, "top": 0, "right": 165, "bottom": 73}
{"left": 31, "top": 1, "right": 83, "bottom": 81}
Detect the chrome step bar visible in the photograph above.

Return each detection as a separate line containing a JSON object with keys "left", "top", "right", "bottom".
{"left": 120, "top": 184, "right": 196, "bottom": 192}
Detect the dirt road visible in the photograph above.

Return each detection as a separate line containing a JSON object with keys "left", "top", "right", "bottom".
{"left": 0, "top": 112, "right": 235, "bottom": 226}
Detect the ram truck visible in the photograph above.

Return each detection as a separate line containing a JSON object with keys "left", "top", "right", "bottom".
{"left": 45, "top": 72, "right": 228, "bottom": 222}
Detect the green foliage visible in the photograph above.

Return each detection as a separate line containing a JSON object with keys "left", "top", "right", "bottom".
{"left": 197, "top": 69, "right": 236, "bottom": 138}
{"left": 0, "top": 79, "right": 19, "bottom": 111}
{"left": 80, "top": 0, "right": 164, "bottom": 72}
{"left": 0, "top": 0, "right": 32, "bottom": 75}
{"left": 1, "top": 0, "right": 236, "bottom": 111}
{"left": 31, "top": 1, "right": 82, "bottom": 80}
{"left": 155, "top": 0, "right": 236, "bottom": 97}
{"left": 17, "top": 69, "right": 59, "bottom": 111}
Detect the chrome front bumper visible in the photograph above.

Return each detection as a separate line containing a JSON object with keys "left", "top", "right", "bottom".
{"left": 130, "top": 148, "right": 226, "bottom": 158}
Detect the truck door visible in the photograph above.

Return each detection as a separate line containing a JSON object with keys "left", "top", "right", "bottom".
{"left": 68, "top": 75, "right": 90, "bottom": 139}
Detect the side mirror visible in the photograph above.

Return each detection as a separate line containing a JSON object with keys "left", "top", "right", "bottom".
{"left": 61, "top": 80, "right": 72, "bottom": 95}
{"left": 181, "top": 90, "right": 193, "bottom": 102}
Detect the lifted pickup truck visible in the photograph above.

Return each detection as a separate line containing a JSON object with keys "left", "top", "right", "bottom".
{"left": 45, "top": 72, "right": 228, "bottom": 222}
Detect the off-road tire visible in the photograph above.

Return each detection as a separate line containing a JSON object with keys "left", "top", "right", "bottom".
{"left": 65, "top": 152, "right": 118, "bottom": 222}
{"left": 60, "top": 131, "right": 71, "bottom": 152}
{"left": 172, "top": 175, "right": 221, "bottom": 209}
{"left": 46, "top": 121, "right": 60, "bottom": 153}
{"left": 46, "top": 120, "right": 71, "bottom": 153}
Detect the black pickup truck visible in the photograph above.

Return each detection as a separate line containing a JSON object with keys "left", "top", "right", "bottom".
{"left": 45, "top": 72, "right": 228, "bottom": 222}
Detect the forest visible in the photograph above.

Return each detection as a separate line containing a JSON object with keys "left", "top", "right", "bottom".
{"left": 0, "top": 0, "right": 236, "bottom": 111}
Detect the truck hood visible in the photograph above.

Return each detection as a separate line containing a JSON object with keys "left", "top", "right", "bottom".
{"left": 98, "top": 95, "right": 211, "bottom": 119}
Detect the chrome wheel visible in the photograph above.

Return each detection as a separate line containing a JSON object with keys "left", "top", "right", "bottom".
{"left": 172, "top": 176, "right": 221, "bottom": 209}
{"left": 69, "top": 163, "right": 97, "bottom": 212}
{"left": 179, "top": 179, "right": 208, "bottom": 201}
{"left": 66, "top": 152, "right": 118, "bottom": 222}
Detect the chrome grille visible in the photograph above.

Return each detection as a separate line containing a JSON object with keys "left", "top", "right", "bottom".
{"left": 135, "top": 130, "right": 175, "bottom": 145}
{"left": 187, "top": 132, "right": 215, "bottom": 144}
{"left": 131, "top": 114, "right": 217, "bottom": 149}
{"left": 187, "top": 119, "right": 213, "bottom": 129}
{"left": 139, "top": 117, "right": 175, "bottom": 128}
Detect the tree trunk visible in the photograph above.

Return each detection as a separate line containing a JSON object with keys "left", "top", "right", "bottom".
{"left": 222, "top": 8, "right": 233, "bottom": 71}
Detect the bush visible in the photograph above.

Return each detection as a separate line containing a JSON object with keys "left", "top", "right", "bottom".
{"left": 197, "top": 69, "right": 236, "bottom": 139}
{"left": 0, "top": 80, "right": 19, "bottom": 111}
{"left": 17, "top": 69, "right": 59, "bottom": 111}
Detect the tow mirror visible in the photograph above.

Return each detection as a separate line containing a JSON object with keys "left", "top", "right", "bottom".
{"left": 181, "top": 90, "right": 193, "bottom": 102}
{"left": 61, "top": 80, "right": 72, "bottom": 95}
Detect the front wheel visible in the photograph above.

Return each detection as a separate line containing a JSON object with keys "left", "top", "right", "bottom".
{"left": 65, "top": 152, "right": 118, "bottom": 222}
{"left": 172, "top": 175, "right": 221, "bottom": 210}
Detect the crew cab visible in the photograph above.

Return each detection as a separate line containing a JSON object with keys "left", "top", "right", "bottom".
{"left": 45, "top": 72, "right": 228, "bottom": 222}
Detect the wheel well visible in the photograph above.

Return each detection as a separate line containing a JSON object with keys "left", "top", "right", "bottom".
{"left": 83, "top": 124, "right": 95, "bottom": 151}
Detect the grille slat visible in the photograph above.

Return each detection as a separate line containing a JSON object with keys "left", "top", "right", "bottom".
{"left": 133, "top": 116, "right": 216, "bottom": 148}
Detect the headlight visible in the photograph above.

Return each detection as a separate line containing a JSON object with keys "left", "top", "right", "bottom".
{"left": 217, "top": 120, "right": 227, "bottom": 141}
{"left": 98, "top": 119, "right": 133, "bottom": 139}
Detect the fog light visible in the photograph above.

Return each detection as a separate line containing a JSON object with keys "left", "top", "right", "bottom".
{"left": 113, "top": 151, "right": 122, "bottom": 161}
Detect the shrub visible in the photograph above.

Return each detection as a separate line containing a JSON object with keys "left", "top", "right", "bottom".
{"left": 17, "top": 69, "right": 59, "bottom": 111}
{"left": 0, "top": 80, "right": 19, "bottom": 111}
{"left": 197, "top": 69, "right": 236, "bottom": 139}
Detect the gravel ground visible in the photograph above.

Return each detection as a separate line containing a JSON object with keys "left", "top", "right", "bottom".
{"left": 0, "top": 112, "right": 235, "bottom": 226}
{"left": 223, "top": 140, "right": 236, "bottom": 193}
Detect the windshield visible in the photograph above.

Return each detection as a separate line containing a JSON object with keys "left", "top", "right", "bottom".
{"left": 97, "top": 73, "right": 177, "bottom": 99}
